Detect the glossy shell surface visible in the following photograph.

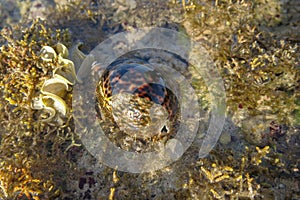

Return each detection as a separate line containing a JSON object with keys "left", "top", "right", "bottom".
{"left": 96, "top": 59, "right": 179, "bottom": 139}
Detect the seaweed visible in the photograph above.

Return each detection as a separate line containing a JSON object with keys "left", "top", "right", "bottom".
{"left": 0, "top": 0, "right": 299, "bottom": 199}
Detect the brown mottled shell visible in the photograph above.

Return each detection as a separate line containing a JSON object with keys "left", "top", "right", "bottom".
{"left": 96, "top": 59, "right": 179, "bottom": 139}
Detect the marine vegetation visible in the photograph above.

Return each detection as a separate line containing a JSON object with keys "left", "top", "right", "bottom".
{"left": 0, "top": 20, "right": 81, "bottom": 199}
{"left": 0, "top": 0, "right": 299, "bottom": 199}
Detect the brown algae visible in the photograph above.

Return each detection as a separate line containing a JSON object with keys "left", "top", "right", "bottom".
{"left": 0, "top": 0, "right": 299, "bottom": 199}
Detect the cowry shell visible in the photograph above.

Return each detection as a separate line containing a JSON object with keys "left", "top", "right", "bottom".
{"left": 40, "top": 46, "right": 57, "bottom": 62}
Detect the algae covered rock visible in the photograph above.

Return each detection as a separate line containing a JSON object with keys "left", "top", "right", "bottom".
{"left": 0, "top": 0, "right": 299, "bottom": 199}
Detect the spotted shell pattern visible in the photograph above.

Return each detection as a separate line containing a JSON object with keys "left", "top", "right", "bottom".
{"left": 96, "top": 59, "right": 179, "bottom": 139}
